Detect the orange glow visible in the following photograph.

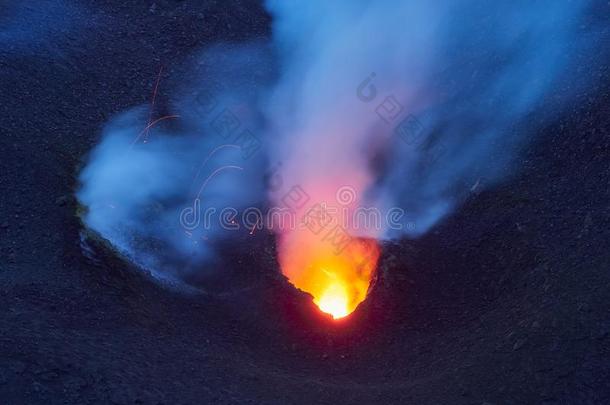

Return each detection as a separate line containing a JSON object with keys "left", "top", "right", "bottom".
{"left": 278, "top": 229, "right": 380, "bottom": 319}
{"left": 317, "top": 282, "right": 349, "bottom": 319}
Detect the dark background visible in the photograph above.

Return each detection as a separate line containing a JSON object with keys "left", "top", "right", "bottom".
{"left": 0, "top": 1, "right": 609, "bottom": 403}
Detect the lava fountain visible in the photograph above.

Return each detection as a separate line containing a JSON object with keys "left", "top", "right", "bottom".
{"left": 270, "top": 149, "right": 383, "bottom": 319}
{"left": 265, "top": 65, "right": 387, "bottom": 318}
{"left": 278, "top": 225, "right": 380, "bottom": 319}
{"left": 76, "top": 0, "right": 600, "bottom": 322}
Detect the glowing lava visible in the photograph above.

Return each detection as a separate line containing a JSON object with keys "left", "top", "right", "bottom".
{"left": 278, "top": 228, "right": 380, "bottom": 319}
{"left": 317, "top": 282, "right": 350, "bottom": 319}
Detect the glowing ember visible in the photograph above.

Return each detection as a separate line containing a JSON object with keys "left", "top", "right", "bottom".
{"left": 317, "top": 283, "right": 349, "bottom": 319}
{"left": 278, "top": 228, "right": 380, "bottom": 319}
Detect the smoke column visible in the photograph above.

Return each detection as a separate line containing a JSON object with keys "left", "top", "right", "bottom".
{"left": 263, "top": 0, "right": 603, "bottom": 316}
{"left": 265, "top": 0, "right": 603, "bottom": 238}
{"left": 78, "top": 44, "right": 272, "bottom": 285}
{"left": 77, "top": 0, "right": 604, "bottom": 297}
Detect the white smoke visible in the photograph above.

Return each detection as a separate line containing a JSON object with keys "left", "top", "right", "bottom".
{"left": 264, "top": 0, "right": 603, "bottom": 238}
{"left": 78, "top": 0, "right": 604, "bottom": 285}
{"left": 78, "top": 44, "right": 271, "bottom": 284}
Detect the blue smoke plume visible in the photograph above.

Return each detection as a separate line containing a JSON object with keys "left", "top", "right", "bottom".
{"left": 264, "top": 0, "right": 604, "bottom": 239}
{"left": 77, "top": 0, "right": 604, "bottom": 285}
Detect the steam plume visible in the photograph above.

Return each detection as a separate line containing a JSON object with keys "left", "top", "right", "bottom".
{"left": 78, "top": 1, "right": 604, "bottom": 288}
{"left": 265, "top": 0, "right": 603, "bottom": 238}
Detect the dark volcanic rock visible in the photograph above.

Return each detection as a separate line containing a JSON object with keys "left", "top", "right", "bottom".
{"left": 0, "top": 1, "right": 609, "bottom": 404}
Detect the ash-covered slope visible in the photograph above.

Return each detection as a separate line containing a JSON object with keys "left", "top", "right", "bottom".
{"left": 0, "top": 1, "right": 608, "bottom": 404}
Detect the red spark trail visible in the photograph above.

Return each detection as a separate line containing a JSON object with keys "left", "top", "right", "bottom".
{"left": 143, "top": 65, "right": 164, "bottom": 143}
{"left": 249, "top": 218, "right": 259, "bottom": 235}
{"left": 130, "top": 114, "right": 180, "bottom": 147}
{"left": 195, "top": 165, "right": 244, "bottom": 199}
{"left": 190, "top": 144, "right": 241, "bottom": 190}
